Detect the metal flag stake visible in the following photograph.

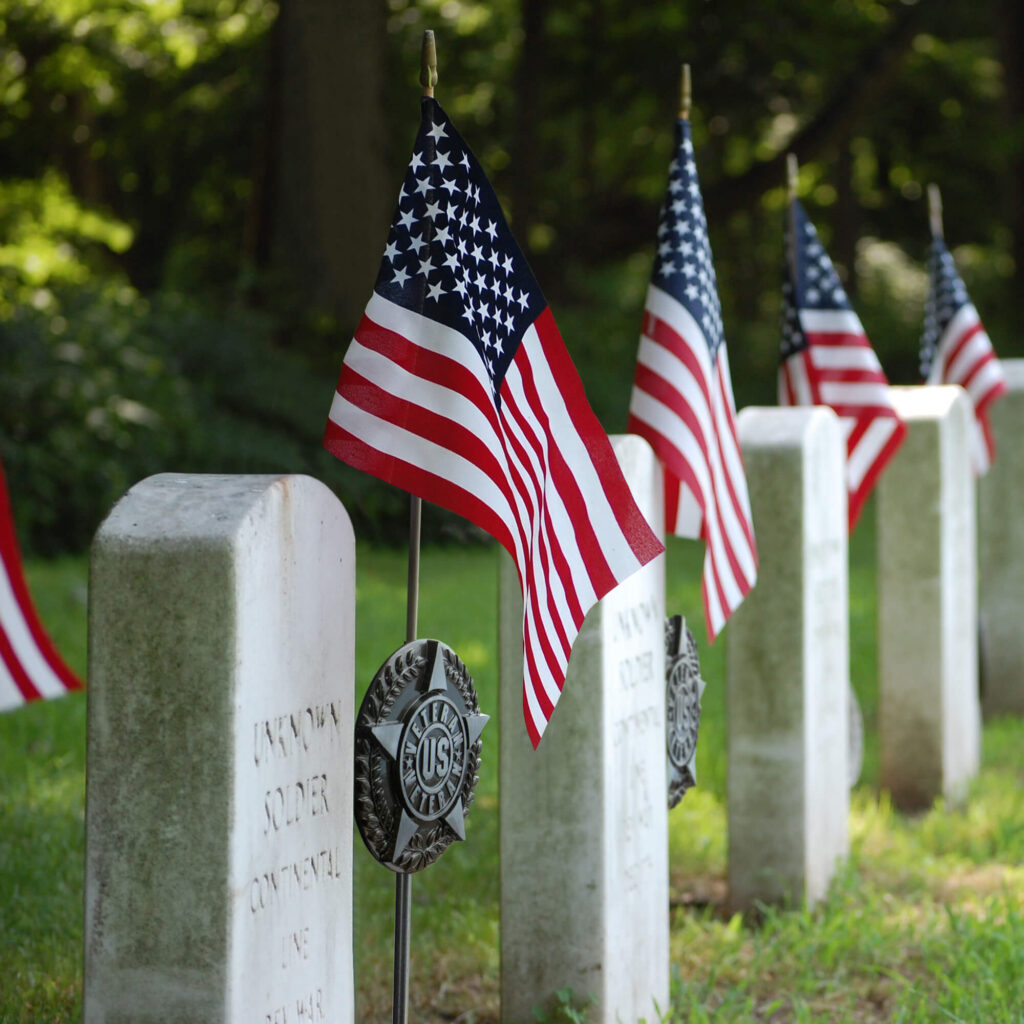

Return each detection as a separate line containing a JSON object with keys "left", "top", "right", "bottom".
{"left": 348, "top": 31, "right": 488, "bottom": 1024}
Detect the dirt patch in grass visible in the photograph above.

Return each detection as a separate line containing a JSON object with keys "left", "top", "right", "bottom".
{"left": 935, "top": 862, "right": 1023, "bottom": 904}
{"left": 669, "top": 871, "right": 728, "bottom": 916}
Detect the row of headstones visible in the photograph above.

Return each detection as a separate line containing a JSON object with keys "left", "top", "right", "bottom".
{"left": 82, "top": 371, "right": 1024, "bottom": 1024}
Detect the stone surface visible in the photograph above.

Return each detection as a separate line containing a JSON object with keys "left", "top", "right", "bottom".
{"left": 847, "top": 685, "right": 864, "bottom": 789}
{"left": 727, "top": 407, "right": 849, "bottom": 910}
{"left": 84, "top": 474, "right": 355, "bottom": 1024}
{"left": 877, "top": 386, "right": 979, "bottom": 811}
{"left": 499, "top": 435, "right": 669, "bottom": 1024}
{"left": 978, "top": 360, "right": 1024, "bottom": 717}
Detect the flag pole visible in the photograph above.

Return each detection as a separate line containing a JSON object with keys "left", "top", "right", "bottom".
{"left": 927, "top": 182, "right": 944, "bottom": 241}
{"left": 679, "top": 63, "right": 691, "bottom": 121}
{"left": 391, "top": 32, "right": 437, "bottom": 1024}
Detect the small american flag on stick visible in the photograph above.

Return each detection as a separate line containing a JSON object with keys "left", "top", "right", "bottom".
{"left": 627, "top": 112, "right": 757, "bottom": 643}
{"left": 323, "top": 97, "right": 663, "bottom": 748}
{"left": 0, "top": 460, "right": 82, "bottom": 712}
{"left": 920, "top": 188, "right": 1006, "bottom": 475}
{"left": 780, "top": 196, "right": 906, "bottom": 529}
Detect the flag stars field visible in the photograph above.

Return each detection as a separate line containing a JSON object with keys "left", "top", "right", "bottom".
{"left": 377, "top": 117, "right": 542, "bottom": 385}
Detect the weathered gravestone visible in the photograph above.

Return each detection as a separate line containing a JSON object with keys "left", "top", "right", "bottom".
{"left": 499, "top": 434, "right": 669, "bottom": 1024}
{"left": 84, "top": 474, "right": 355, "bottom": 1024}
{"left": 877, "top": 386, "right": 979, "bottom": 811}
{"left": 727, "top": 407, "right": 849, "bottom": 910}
{"left": 978, "top": 359, "right": 1024, "bottom": 717}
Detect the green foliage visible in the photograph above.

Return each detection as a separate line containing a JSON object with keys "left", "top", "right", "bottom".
{"left": 1, "top": 0, "right": 1022, "bottom": 550}
{"left": 0, "top": 281, "right": 421, "bottom": 553}
{"left": 0, "top": 173, "right": 132, "bottom": 311}
{"left": 532, "top": 988, "right": 598, "bottom": 1023}
{"left": 6, "top": 544, "right": 1024, "bottom": 1022}
{"left": 0, "top": 0, "right": 277, "bottom": 291}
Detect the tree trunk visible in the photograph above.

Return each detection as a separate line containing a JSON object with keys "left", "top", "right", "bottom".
{"left": 510, "top": 0, "right": 546, "bottom": 252}
{"left": 997, "top": 0, "right": 1024, "bottom": 292}
{"left": 834, "top": 137, "right": 858, "bottom": 299}
{"left": 261, "top": 0, "right": 389, "bottom": 337}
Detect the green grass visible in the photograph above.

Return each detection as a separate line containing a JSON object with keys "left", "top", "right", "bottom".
{"left": 2, "top": 526, "right": 1024, "bottom": 1023}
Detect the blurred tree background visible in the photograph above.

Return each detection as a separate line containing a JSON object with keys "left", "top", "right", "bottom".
{"left": 0, "top": 0, "right": 1020, "bottom": 553}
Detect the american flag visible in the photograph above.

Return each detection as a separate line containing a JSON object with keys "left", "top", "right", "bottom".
{"left": 0, "top": 460, "right": 82, "bottom": 712}
{"left": 780, "top": 199, "right": 906, "bottom": 529}
{"left": 920, "top": 233, "right": 1006, "bottom": 474}
{"left": 626, "top": 118, "right": 757, "bottom": 642}
{"left": 323, "top": 98, "right": 663, "bottom": 748}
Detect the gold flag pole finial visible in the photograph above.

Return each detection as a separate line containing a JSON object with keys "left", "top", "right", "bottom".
{"left": 420, "top": 30, "right": 437, "bottom": 96}
{"left": 927, "top": 183, "right": 944, "bottom": 240}
{"left": 679, "top": 63, "right": 692, "bottom": 121}
{"left": 786, "top": 152, "right": 799, "bottom": 204}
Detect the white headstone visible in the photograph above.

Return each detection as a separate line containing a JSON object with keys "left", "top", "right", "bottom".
{"left": 84, "top": 474, "right": 355, "bottom": 1024}
{"left": 727, "top": 406, "right": 849, "bottom": 910}
{"left": 978, "top": 360, "right": 1024, "bottom": 717}
{"left": 877, "top": 386, "right": 979, "bottom": 810}
{"left": 499, "top": 435, "right": 669, "bottom": 1024}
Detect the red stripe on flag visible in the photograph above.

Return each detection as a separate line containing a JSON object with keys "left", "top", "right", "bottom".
{"left": 508, "top": 334, "right": 618, "bottom": 600}
{"left": 350, "top": 314, "right": 506, "bottom": 438}
{"left": 626, "top": 407, "right": 733, "bottom": 637}
{"left": 959, "top": 350, "right": 998, "bottom": 395}
{"left": 495, "top": 414, "right": 582, "bottom": 658}
{"left": 780, "top": 363, "right": 798, "bottom": 407}
{"left": 0, "top": 624, "right": 42, "bottom": 702}
{"left": 979, "top": 410, "right": 997, "bottom": 466}
{"left": 975, "top": 377, "right": 1008, "bottom": 419}
{"left": 0, "top": 463, "right": 81, "bottom": 698}
{"left": 534, "top": 309, "right": 664, "bottom": 568}
{"left": 799, "top": 332, "right": 872, "bottom": 348}
{"left": 825, "top": 403, "right": 908, "bottom": 420}
{"left": 848, "top": 417, "right": 907, "bottom": 529}
{"left": 800, "top": 349, "right": 823, "bottom": 404}
{"left": 663, "top": 470, "right": 682, "bottom": 534}
{"left": 645, "top": 315, "right": 714, "bottom": 409}
{"left": 940, "top": 322, "right": 984, "bottom": 381}
{"left": 809, "top": 366, "right": 890, "bottom": 385}
{"left": 631, "top": 362, "right": 711, "bottom": 463}
{"left": 522, "top": 685, "right": 541, "bottom": 749}
{"left": 629, "top": 303, "right": 756, "bottom": 642}
{"left": 324, "top": 419, "right": 519, "bottom": 557}
{"left": 713, "top": 363, "right": 758, "bottom": 570}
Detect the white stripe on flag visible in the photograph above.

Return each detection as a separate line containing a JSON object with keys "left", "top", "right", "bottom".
{"left": 328, "top": 390, "right": 524, "bottom": 562}
{"left": 0, "top": 565, "right": 66, "bottom": 700}
{"left": 781, "top": 354, "right": 815, "bottom": 407}
{"left": 673, "top": 483, "right": 703, "bottom": 537}
{"left": 807, "top": 344, "right": 882, "bottom": 372}
{"left": 966, "top": 360, "right": 1005, "bottom": 407}
{"left": 518, "top": 323, "right": 647, "bottom": 585}
{"left": 717, "top": 346, "right": 755, "bottom": 526}
{"left": 819, "top": 380, "right": 897, "bottom": 408}
{"left": 799, "top": 308, "right": 866, "bottom": 337}
{"left": 0, "top": 668, "right": 26, "bottom": 711}
{"left": 631, "top": 337, "right": 748, "bottom": 612}
{"left": 946, "top": 330, "right": 992, "bottom": 388}
{"left": 847, "top": 416, "right": 901, "bottom": 493}
{"left": 710, "top": 364, "right": 757, "bottom": 585}
{"left": 500, "top": 363, "right": 592, "bottom": 637}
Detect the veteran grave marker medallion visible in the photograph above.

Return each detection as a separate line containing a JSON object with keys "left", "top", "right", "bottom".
{"left": 355, "top": 639, "right": 487, "bottom": 873}
{"left": 665, "top": 615, "right": 705, "bottom": 809}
